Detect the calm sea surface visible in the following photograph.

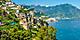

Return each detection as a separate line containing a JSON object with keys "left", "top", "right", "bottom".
{"left": 49, "top": 19, "right": 80, "bottom": 40}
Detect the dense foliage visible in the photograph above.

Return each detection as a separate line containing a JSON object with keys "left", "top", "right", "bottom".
{"left": 0, "top": 26, "right": 56, "bottom": 40}
{"left": 0, "top": 11, "right": 56, "bottom": 40}
{"left": 0, "top": 0, "right": 56, "bottom": 40}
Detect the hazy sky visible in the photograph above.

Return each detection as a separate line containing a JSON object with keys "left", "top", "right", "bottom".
{"left": 12, "top": 0, "right": 80, "bottom": 8}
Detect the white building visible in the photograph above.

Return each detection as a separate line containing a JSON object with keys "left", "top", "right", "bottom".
{"left": 8, "top": 4, "right": 15, "bottom": 7}
{"left": 6, "top": 2, "right": 13, "bottom": 5}
{"left": 1, "top": 6, "right": 6, "bottom": 10}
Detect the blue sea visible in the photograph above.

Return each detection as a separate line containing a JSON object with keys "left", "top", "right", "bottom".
{"left": 49, "top": 19, "right": 80, "bottom": 40}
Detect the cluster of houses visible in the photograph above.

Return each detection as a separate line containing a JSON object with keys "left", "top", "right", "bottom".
{"left": 0, "top": 0, "right": 49, "bottom": 30}
{"left": 16, "top": 8, "right": 49, "bottom": 30}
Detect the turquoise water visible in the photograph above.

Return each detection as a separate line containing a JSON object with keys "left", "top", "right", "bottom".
{"left": 49, "top": 19, "right": 80, "bottom": 40}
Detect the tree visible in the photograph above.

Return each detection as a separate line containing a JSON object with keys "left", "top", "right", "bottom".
{"left": 0, "top": 0, "right": 56, "bottom": 40}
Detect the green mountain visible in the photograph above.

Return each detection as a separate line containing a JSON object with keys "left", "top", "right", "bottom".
{"left": 23, "top": 4, "right": 80, "bottom": 19}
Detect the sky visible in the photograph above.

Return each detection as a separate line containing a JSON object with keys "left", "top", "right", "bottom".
{"left": 12, "top": 0, "right": 80, "bottom": 8}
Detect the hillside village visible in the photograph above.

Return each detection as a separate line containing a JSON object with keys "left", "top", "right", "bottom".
{"left": 0, "top": 0, "right": 56, "bottom": 40}
{"left": 0, "top": 0, "right": 49, "bottom": 30}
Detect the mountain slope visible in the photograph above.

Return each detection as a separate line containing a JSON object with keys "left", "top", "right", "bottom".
{"left": 23, "top": 4, "right": 80, "bottom": 19}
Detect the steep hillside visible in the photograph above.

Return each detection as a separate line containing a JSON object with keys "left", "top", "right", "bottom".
{"left": 23, "top": 4, "right": 80, "bottom": 19}
{"left": 0, "top": 0, "right": 56, "bottom": 40}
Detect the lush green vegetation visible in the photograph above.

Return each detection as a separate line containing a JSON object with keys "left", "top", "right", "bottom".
{"left": 0, "top": 10, "right": 56, "bottom": 40}
{"left": 0, "top": 25, "right": 56, "bottom": 40}
{"left": 0, "top": 0, "right": 56, "bottom": 40}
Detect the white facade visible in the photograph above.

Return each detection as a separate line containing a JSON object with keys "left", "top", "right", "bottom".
{"left": 6, "top": 2, "right": 13, "bottom": 5}
{"left": 2, "top": 7, "right": 6, "bottom": 9}
{"left": 16, "top": 10, "right": 19, "bottom": 13}
{"left": 8, "top": 4, "right": 15, "bottom": 7}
